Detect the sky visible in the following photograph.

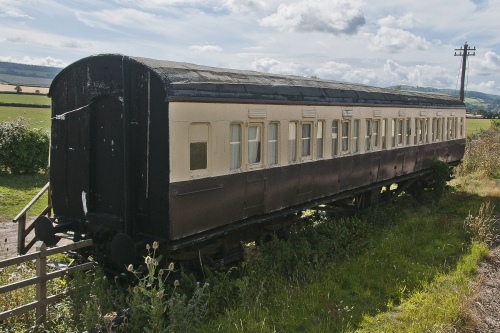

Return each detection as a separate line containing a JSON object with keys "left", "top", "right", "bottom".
{"left": 1, "top": 0, "right": 500, "bottom": 95}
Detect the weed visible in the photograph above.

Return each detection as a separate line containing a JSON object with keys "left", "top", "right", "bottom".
{"left": 463, "top": 202, "right": 499, "bottom": 246}
{"left": 124, "top": 242, "right": 209, "bottom": 333}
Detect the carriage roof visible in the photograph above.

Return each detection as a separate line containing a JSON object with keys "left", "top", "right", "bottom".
{"left": 50, "top": 54, "right": 464, "bottom": 108}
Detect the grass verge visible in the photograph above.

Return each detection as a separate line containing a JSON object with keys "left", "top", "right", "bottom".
{"left": 0, "top": 106, "right": 51, "bottom": 131}
{"left": 466, "top": 119, "right": 491, "bottom": 135}
{"left": 0, "top": 93, "right": 50, "bottom": 105}
{"left": 0, "top": 173, "right": 49, "bottom": 222}
{"left": 355, "top": 242, "right": 488, "bottom": 333}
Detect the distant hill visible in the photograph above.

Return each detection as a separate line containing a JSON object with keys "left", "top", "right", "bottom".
{"left": 0, "top": 61, "right": 62, "bottom": 87}
{"left": 389, "top": 85, "right": 500, "bottom": 116}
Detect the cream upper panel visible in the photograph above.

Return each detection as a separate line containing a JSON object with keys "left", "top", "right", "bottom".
{"left": 168, "top": 102, "right": 466, "bottom": 183}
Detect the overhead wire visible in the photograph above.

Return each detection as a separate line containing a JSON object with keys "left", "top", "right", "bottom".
{"left": 4, "top": 101, "right": 92, "bottom": 129}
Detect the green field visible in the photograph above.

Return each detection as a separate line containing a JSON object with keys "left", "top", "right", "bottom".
{"left": 0, "top": 106, "right": 51, "bottom": 131}
{"left": 466, "top": 118, "right": 491, "bottom": 135}
{"left": 0, "top": 93, "right": 50, "bottom": 105}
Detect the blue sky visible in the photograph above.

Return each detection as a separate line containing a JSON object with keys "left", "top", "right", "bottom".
{"left": 1, "top": 0, "right": 500, "bottom": 95}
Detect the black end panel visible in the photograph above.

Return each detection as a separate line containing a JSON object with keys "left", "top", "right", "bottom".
{"left": 148, "top": 73, "right": 169, "bottom": 239}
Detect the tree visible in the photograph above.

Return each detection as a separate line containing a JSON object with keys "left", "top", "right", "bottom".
{"left": 14, "top": 85, "right": 22, "bottom": 93}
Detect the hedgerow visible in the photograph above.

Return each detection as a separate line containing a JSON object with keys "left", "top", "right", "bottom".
{"left": 0, "top": 117, "right": 49, "bottom": 174}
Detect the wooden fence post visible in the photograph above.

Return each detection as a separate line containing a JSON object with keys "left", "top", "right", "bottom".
{"left": 17, "top": 214, "right": 26, "bottom": 255}
{"left": 35, "top": 241, "right": 47, "bottom": 324}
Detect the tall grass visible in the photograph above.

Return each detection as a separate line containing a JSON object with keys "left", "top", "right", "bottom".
{"left": 196, "top": 197, "right": 474, "bottom": 333}
{"left": 455, "top": 127, "right": 500, "bottom": 179}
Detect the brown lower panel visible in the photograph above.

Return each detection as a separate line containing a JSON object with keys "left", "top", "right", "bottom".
{"left": 168, "top": 139, "right": 465, "bottom": 240}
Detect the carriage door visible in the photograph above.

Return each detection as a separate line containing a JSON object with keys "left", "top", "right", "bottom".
{"left": 88, "top": 96, "right": 125, "bottom": 221}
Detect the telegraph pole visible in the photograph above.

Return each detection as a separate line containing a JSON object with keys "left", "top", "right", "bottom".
{"left": 454, "top": 42, "right": 476, "bottom": 101}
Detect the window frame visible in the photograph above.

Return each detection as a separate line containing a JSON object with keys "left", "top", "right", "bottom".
{"left": 397, "top": 118, "right": 403, "bottom": 146}
{"left": 341, "top": 120, "right": 350, "bottom": 154}
{"left": 267, "top": 121, "right": 279, "bottom": 166}
{"left": 301, "top": 122, "right": 313, "bottom": 160}
{"left": 372, "top": 119, "right": 380, "bottom": 149}
{"left": 353, "top": 119, "right": 360, "bottom": 154}
{"left": 332, "top": 120, "right": 339, "bottom": 157}
{"left": 189, "top": 122, "right": 210, "bottom": 176}
{"left": 288, "top": 121, "right": 298, "bottom": 163}
{"left": 405, "top": 118, "right": 411, "bottom": 145}
{"left": 229, "top": 123, "right": 242, "bottom": 171}
{"left": 247, "top": 123, "right": 263, "bottom": 167}
{"left": 316, "top": 120, "right": 324, "bottom": 159}
{"left": 365, "top": 119, "right": 372, "bottom": 152}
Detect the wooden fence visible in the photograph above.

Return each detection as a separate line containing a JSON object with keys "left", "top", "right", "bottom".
{"left": 13, "top": 182, "right": 52, "bottom": 255}
{"left": 0, "top": 239, "right": 93, "bottom": 324}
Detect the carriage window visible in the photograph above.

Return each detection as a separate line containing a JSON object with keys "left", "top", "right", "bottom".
{"left": 414, "top": 119, "right": 419, "bottom": 144}
{"left": 268, "top": 122, "right": 279, "bottom": 166}
{"left": 418, "top": 119, "right": 424, "bottom": 143}
{"left": 353, "top": 119, "right": 360, "bottom": 153}
{"left": 391, "top": 119, "right": 396, "bottom": 147}
{"left": 342, "top": 121, "right": 350, "bottom": 153}
{"left": 372, "top": 120, "right": 379, "bottom": 149}
{"left": 230, "top": 123, "right": 241, "bottom": 170}
{"left": 405, "top": 119, "right": 411, "bottom": 145}
{"left": 397, "top": 119, "right": 403, "bottom": 145}
{"left": 332, "top": 120, "right": 339, "bottom": 156}
{"left": 382, "top": 119, "right": 387, "bottom": 149}
{"left": 460, "top": 117, "right": 464, "bottom": 137}
{"left": 289, "top": 122, "right": 298, "bottom": 163}
{"left": 317, "top": 121, "right": 324, "bottom": 158}
{"left": 448, "top": 118, "right": 455, "bottom": 139}
{"left": 431, "top": 118, "right": 436, "bottom": 142}
{"left": 189, "top": 123, "right": 209, "bottom": 171}
{"left": 302, "top": 123, "right": 312, "bottom": 157}
{"left": 365, "top": 119, "right": 372, "bottom": 152}
{"left": 437, "top": 118, "right": 442, "bottom": 141}
{"left": 248, "top": 124, "right": 261, "bottom": 164}
{"left": 424, "top": 118, "right": 429, "bottom": 143}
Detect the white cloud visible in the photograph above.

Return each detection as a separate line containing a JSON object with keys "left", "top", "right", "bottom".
{"left": 260, "top": 0, "right": 365, "bottom": 35}
{"left": 252, "top": 58, "right": 312, "bottom": 76}
{"left": 0, "top": 56, "right": 67, "bottom": 67}
{"left": 314, "top": 61, "right": 376, "bottom": 85}
{"left": 0, "top": 10, "right": 33, "bottom": 19}
{"left": 75, "top": 8, "right": 158, "bottom": 32}
{"left": 189, "top": 44, "right": 222, "bottom": 53}
{"left": 470, "top": 51, "right": 500, "bottom": 76}
{"left": 467, "top": 80, "right": 498, "bottom": 94}
{"left": 377, "top": 13, "right": 415, "bottom": 29}
{"left": 383, "top": 59, "right": 453, "bottom": 88}
{"left": 60, "top": 40, "right": 92, "bottom": 49}
{"left": 251, "top": 58, "right": 378, "bottom": 86}
{"left": 222, "top": 0, "right": 268, "bottom": 13}
{"left": 369, "top": 27, "right": 430, "bottom": 53}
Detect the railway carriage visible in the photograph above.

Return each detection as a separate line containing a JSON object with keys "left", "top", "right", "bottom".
{"left": 39, "top": 54, "right": 466, "bottom": 267}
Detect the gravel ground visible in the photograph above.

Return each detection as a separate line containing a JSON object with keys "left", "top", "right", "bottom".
{"left": 0, "top": 220, "right": 21, "bottom": 260}
{"left": 459, "top": 245, "right": 500, "bottom": 333}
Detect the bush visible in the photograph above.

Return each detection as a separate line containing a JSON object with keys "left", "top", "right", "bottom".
{"left": 491, "top": 118, "right": 500, "bottom": 130}
{"left": 0, "top": 118, "right": 49, "bottom": 174}
{"left": 455, "top": 127, "right": 500, "bottom": 179}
